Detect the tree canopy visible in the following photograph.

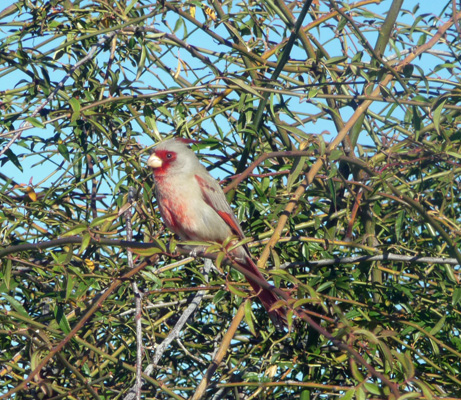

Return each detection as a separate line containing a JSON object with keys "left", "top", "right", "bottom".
{"left": 1, "top": 0, "right": 460, "bottom": 399}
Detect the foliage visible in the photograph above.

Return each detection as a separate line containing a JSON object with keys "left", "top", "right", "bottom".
{"left": 0, "top": 0, "right": 461, "bottom": 398}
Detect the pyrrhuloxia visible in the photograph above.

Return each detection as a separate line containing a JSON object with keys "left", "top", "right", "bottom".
{"left": 147, "top": 138, "right": 285, "bottom": 327}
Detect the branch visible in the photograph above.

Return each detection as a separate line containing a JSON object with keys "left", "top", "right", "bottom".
{"left": 0, "top": 236, "right": 160, "bottom": 258}
{"left": 124, "top": 189, "right": 143, "bottom": 400}
{"left": 153, "top": 258, "right": 212, "bottom": 366}
{"left": 191, "top": 302, "right": 246, "bottom": 400}
{"left": 119, "top": 295, "right": 215, "bottom": 316}
{"left": 160, "top": 1, "right": 313, "bottom": 73}
{"left": 280, "top": 254, "right": 460, "bottom": 268}
{"left": 169, "top": 248, "right": 401, "bottom": 396}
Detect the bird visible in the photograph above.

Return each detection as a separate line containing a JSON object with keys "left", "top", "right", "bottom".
{"left": 147, "top": 138, "right": 286, "bottom": 327}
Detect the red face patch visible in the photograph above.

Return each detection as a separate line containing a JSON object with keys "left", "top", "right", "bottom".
{"left": 152, "top": 150, "right": 177, "bottom": 176}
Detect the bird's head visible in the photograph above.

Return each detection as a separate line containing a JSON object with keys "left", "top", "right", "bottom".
{"left": 147, "top": 138, "right": 199, "bottom": 177}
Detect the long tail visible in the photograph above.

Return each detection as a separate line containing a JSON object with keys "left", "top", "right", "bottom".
{"left": 236, "top": 255, "right": 287, "bottom": 329}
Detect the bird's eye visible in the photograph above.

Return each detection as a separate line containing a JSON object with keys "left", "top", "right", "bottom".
{"left": 166, "top": 152, "right": 173, "bottom": 159}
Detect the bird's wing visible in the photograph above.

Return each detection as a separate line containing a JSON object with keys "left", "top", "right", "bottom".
{"left": 194, "top": 172, "right": 245, "bottom": 239}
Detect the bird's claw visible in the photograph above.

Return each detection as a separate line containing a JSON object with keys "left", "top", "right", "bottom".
{"left": 189, "top": 246, "right": 205, "bottom": 258}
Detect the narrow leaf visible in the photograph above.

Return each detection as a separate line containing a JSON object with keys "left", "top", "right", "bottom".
{"left": 62, "top": 224, "right": 88, "bottom": 237}
{"left": 3, "top": 294, "right": 29, "bottom": 318}
{"left": 26, "top": 117, "right": 45, "bottom": 128}
{"left": 227, "top": 78, "right": 263, "bottom": 99}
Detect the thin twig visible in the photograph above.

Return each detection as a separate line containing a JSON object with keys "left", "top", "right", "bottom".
{"left": 223, "top": 150, "right": 312, "bottom": 194}
{"left": 176, "top": 339, "right": 207, "bottom": 366}
{"left": 3, "top": 235, "right": 458, "bottom": 266}
{"left": 124, "top": 188, "right": 143, "bottom": 400}
{"left": 453, "top": 0, "right": 461, "bottom": 39}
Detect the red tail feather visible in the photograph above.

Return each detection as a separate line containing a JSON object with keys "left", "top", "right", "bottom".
{"left": 236, "top": 256, "right": 287, "bottom": 329}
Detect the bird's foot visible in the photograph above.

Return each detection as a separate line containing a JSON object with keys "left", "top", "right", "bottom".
{"left": 188, "top": 245, "right": 206, "bottom": 258}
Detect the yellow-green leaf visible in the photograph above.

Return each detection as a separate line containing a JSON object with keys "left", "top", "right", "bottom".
{"left": 62, "top": 224, "right": 88, "bottom": 237}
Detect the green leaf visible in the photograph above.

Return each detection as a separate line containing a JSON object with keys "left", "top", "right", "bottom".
{"left": 79, "top": 232, "right": 92, "bottom": 254}
{"left": 58, "top": 143, "right": 70, "bottom": 161}
{"left": 26, "top": 117, "right": 45, "bottom": 128}
{"left": 444, "top": 264, "right": 457, "bottom": 283}
{"left": 317, "top": 281, "right": 334, "bottom": 292}
{"left": 125, "top": 0, "right": 138, "bottom": 15}
{"left": 65, "top": 273, "right": 75, "bottom": 301}
{"left": 446, "top": 151, "right": 461, "bottom": 159}
{"left": 69, "top": 97, "right": 81, "bottom": 114}
{"left": 364, "top": 382, "right": 381, "bottom": 395}
{"left": 62, "top": 224, "right": 88, "bottom": 237}
{"left": 452, "top": 288, "right": 461, "bottom": 307}
{"left": 144, "top": 107, "right": 160, "bottom": 137}
{"left": 174, "top": 16, "right": 183, "bottom": 33}
{"left": 350, "top": 359, "right": 364, "bottom": 381}
{"left": 292, "top": 298, "right": 319, "bottom": 309}
{"left": 54, "top": 305, "right": 71, "bottom": 334}
{"left": 89, "top": 213, "right": 118, "bottom": 228}
{"left": 227, "top": 78, "right": 263, "bottom": 99}
{"left": 137, "top": 43, "right": 147, "bottom": 80}
{"left": 215, "top": 251, "right": 225, "bottom": 269}
{"left": 275, "top": 123, "right": 311, "bottom": 141}
{"left": 356, "top": 386, "right": 366, "bottom": 400}
{"left": 395, "top": 210, "right": 404, "bottom": 242}
{"left": 337, "top": 17, "right": 347, "bottom": 33}
{"left": 396, "top": 393, "right": 420, "bottom": 399}
{"left": 324, "top": 55, "right": 348, "bottom": 65}
{"left": 287, "top": 156, "right": 307, "bottom": 192}
{"left": 328, "top": 149, "right": 343, "bottom": 161}
{"left": 228, "top": 283, "right": 248, "bottom": 298}
{"left": 4, "top": 149, "right": 23, "bottom": 171}
{"left": 403, "top": 351, "right": 415, "bottom": 379}
{"left": 339, "top": 389, "right": 354, "bottom": 400}
{"left": 327, "top": 178, "right": 336, "bottom": 210}
{"left": 300, "top": 389, "right": 311, "bottom": 400}
{"left": 432, "top": 100, "right": 446, "bottom": 136}
{"left": 411, "top": 380, "right": 433, "bottom": 400}
{"left": 429, "top": 315, "right": 446, "bottom": 335}
{"left": 130, "top": 247, "right": 163, "bottom": 257}
{"left": 2, "top": 258, "right": 12, "bottom": 290}
{"left": 318, "top": 135, "right": 325, "bottom": 156}
{"left": 3, "top": 294, "right": 29, "bottom": 318}
{"left": 244, "top": 300, "right": 256, "bottom": 336}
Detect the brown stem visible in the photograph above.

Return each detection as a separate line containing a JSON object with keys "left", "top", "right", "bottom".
{"left": 191, "top": 302, "right": 246, "bottom": 400}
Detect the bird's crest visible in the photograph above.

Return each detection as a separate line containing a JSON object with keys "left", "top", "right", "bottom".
{"left": 177, "top": 138, "right": 200, "bottom": 145}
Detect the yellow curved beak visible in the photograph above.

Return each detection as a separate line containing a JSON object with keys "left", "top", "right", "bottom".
{"left": 147, "top": 153, "right": 162, "bottom": 169}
